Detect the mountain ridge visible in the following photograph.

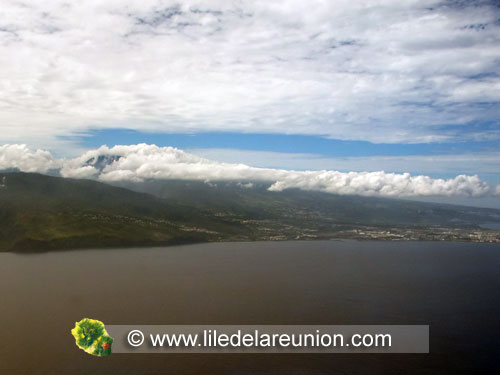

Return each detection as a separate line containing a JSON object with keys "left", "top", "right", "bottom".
{"left": 1, "top": 172, "right": 499, "bottom": 252}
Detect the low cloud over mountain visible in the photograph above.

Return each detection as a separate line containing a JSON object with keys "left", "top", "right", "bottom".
{"left": 0, "top": 144, "right": 494, "bottom": 199}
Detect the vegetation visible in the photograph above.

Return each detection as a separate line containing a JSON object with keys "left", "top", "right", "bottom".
{"left": 1, "top": 172, "right": 499, "bottom": 252}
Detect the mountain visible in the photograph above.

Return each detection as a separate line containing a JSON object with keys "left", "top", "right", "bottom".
{"left": 112, "top": 179, "right": 500, "bottom": 227}
{"left": 1, "top": 172, "right": 499, "bottom": 252}
{"left": 0, "top": 173, "right": 244, "bottom": 252}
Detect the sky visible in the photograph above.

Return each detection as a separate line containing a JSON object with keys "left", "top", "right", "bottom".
{"left": 0, "top": 0, "right": 499, "bottom": 206}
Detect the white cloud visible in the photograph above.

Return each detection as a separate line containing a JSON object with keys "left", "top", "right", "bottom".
{"left": 0, "top": 143, "right": 495, "bottom": 198}
{"left": 0, "top": 0, "right": 499, "bottom": 148}
{"left": 267, "top": 171, "right": 490, "bottom": 198}
{"left": 0, "top": 144, "right": 61, "bottom": 172}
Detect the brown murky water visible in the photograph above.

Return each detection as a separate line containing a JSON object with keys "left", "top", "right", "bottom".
{"left": 1, "top": 240, "right": 499, "bottom": 374}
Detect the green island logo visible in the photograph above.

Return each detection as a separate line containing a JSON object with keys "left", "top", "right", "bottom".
{"left": 71, "top": 318, "right": 114, "bottom": 357}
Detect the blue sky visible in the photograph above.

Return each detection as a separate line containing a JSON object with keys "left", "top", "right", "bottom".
{"left": 73, "top": 129, "right": 499, "bottom": 158}
{"left": 0, "top": 0, "right": 499, "bottom": 206}
{"left": 66, "top": 129, "right": 500, "bottom": 190}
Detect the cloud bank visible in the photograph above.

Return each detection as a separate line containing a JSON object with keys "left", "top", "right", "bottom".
{"left": 0, "top": 0, "right": 499, "bottom": 148}
{"left": 0, "top": 144, "right": 61, "bottom": 172}
{"left": 0, "top": 144, "right": 494, "bottom": 198}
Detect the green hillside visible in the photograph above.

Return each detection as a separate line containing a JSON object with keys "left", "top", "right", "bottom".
{"left": 114, "top": 179, "right": 500, "bottom": 228}
{"left": 1, "top": 172, "right": 499, "bottom": 252}
{"left": 0, "top": 173, "right": 245, "bottom": 251}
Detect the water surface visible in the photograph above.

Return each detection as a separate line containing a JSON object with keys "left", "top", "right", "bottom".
{"left": 1, "top": 241, "right": 499, "bottom": 374}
